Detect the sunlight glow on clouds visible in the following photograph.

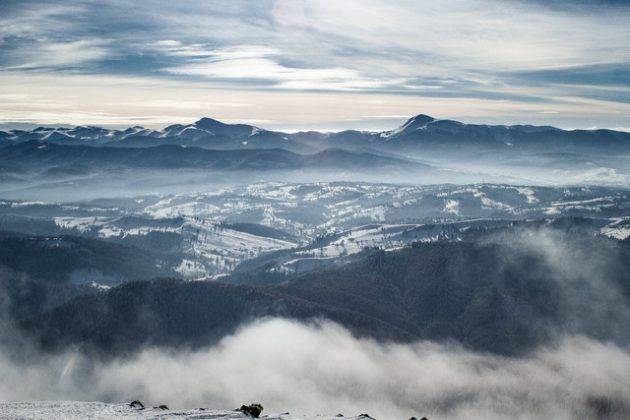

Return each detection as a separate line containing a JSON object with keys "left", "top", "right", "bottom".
{"left": 167, "top": 57, "right": 398, "bottom": 91}
{"left": 7, "top": 39, "right": 110, "bottom": 70}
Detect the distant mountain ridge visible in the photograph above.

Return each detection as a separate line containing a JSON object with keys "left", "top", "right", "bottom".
{"left": 2, "top": 114, "right": 629, "bottom": 154}
{"left": 0, "top": 140, "right": 425, "bottom": 173}
{"left": 2, "top": 115, "right": 629, "bottom": 188}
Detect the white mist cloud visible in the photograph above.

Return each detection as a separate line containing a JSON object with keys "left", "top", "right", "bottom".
{"left": 1, "top": 318, "right": 629, "bottom": 419}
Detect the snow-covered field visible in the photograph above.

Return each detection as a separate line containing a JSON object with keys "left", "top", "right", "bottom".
{"left": 14, "top": 182, "right": 629, "bottom": 236}
{"left": 182, "top": 218, "right": 297, "bottom": 275}
{"left": 601, "top": 217, "right": 630, "bottom": 240}
{"left": 0, "top": 401, "right": 371, "bottom": 420}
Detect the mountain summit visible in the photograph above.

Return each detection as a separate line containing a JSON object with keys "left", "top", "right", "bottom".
{"left": 194, "top": 117, "right": 233, "bottom": 131}
{"left": 192, "top": 117, "right": 257, "bottom": 138}
{"left": 3, "top": 114, "right": 630, "bottom": 157}
{"left": 401, "top": 114, "right": 436, "bottom": 130}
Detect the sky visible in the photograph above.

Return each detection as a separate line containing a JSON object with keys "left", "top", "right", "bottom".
{"left": 0, "top": 0, "right": 629, "bottom": 131}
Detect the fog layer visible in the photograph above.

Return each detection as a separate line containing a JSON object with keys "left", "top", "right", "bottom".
{"left": 1, "top": 318, "right": 629, "bottom": 419}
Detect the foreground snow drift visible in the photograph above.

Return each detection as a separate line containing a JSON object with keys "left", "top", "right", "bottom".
{"left": 0, "top": 401, "right": 370, "bottom": 420}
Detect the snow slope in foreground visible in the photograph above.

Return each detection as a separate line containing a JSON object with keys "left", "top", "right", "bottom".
{"left": 0, "top": 401, "right": 372, "bottom": 420}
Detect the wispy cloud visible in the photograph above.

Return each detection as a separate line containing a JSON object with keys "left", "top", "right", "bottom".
{"left": 167, "top": 57, "right": 400, "bottom": 91}
{"left": 0, "top": 0, "right": 628, "bottom": 128}
{"left": 6, "top": 39, "right": 110, "bottom": 70}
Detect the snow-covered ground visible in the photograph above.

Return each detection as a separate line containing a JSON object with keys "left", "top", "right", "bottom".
{"left": 0, "top": 401, "right": 371, "bottom": 420}
{"left": 601, "top": 217, "right": 630, "bottom": 240}
{"left": 294, "top": 224, "right": 423, "bottom": 259}
{"left": 1, "top": 182, "right": 628, "bottom": 279}
{"left": 9, "top": 182, "right": 628, "bottom": 239}
{"left": 182, "top": 218, "right": 297, "bottom": 275}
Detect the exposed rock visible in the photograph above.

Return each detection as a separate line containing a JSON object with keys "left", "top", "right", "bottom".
{"left": 129, "top": 400, "right": 144, "bottom": 409}
{"left": 238, "top": 403, "right": 263, "bottom": 418}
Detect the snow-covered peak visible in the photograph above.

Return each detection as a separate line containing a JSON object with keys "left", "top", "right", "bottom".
{"left": 194, "top": 117, "right": 230, "bottom": 131}
{"left": 42, "top": 130, "right": 74, "bottom": 141}
{"left": 189, "top": 117, "right": 264, "bottom": 139}
{"left": 123, "top": 126, "right": 145, "bottom": 134}
{"left": 401, "top": 114, "right": 435, "bottom": 130}
{"left": 380, "top": 114, "right": 436, "bottom": 138}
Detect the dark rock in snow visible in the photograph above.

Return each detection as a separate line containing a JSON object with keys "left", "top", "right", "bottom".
{"left": 238, "top": 403, "right": 263, "bottom": 417}
{"left": 129, "top": 400, "right": 144, "bottom": 409}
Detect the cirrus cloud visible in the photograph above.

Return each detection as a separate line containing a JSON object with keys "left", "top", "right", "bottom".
{"left": 0, "top": 0, "right": 629, "bottom": 129}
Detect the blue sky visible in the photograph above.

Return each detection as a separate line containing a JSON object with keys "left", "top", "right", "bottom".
{"left": 1, "top": 0, "right": 629, "bottom": 131}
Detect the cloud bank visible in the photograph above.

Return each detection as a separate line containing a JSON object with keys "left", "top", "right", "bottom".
{"left": 1, "top": 318, "right": 629, "bottom": 419}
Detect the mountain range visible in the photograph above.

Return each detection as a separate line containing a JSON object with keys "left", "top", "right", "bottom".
{"left": 0, "top": 141, "right": 422, "bottom": 173}
{"left": 2, "top": 114, "right": 630, "bottom": 192}
{"left": 2, "top": 114, "right": 630, "bottom": 154}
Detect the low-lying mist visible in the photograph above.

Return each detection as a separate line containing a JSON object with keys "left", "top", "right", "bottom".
{"left": 4, "top": 153, "right": 630, "bottom": 204}
{"left": 0, "top": 168, "right": 449, "bottom": 202}
{"left": 6, "top": 164, "right": 626, "bottom": 203}
{"left": 1, "top": 318, "right": 629, "bottom": 419}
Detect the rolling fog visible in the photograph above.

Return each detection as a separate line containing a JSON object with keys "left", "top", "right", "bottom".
{"left": 0, "top": 318, "right": 629, "bottom": 419}
{"left": 2, "top": 149, "right": 629, "bottom": 203}
{"left": 0, "top": 167, "right": 488, "bottom": 203}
